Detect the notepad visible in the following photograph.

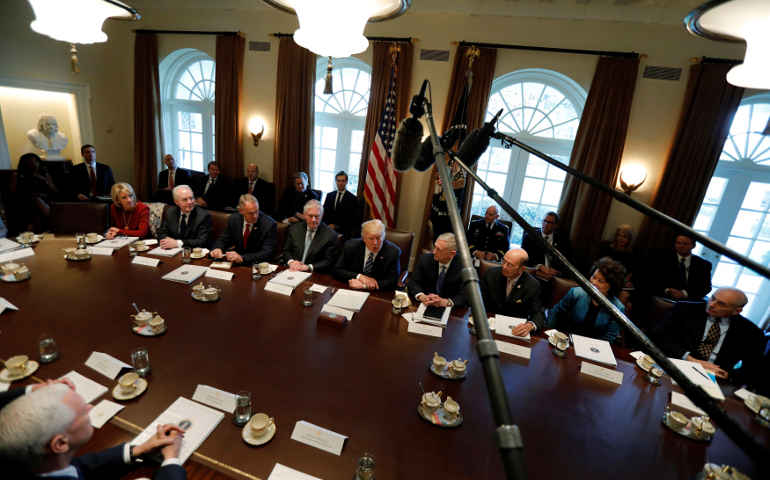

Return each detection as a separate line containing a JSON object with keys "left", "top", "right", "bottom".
{"left": 271, "top": 270, "right": 312, "bottom": 288}
{"left": 668, "top": 358, "right": 725, "bottom": 401}
{"left": 132, "top": 256, "right": 160, "bottom": 267}
{"left": 572, "top": 334, "right": 617, "bottom": 367}
{"left": 96, "top": 236, "right": 138, "bottom": 249}
{"left": 148, "top": 246, "right": 181, "bottom": 257}
{"left": 327, "top": 289, "right": 369, "bottom": 312}
{"left": 162, "top": 265, "right": 208, "bottom": 284}
{"left": 493, "top": 315, "right": 531, "bottom": 341}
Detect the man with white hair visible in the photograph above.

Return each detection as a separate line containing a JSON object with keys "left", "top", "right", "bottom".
{"left": 333, "top": 219, "right": 401, "bottom": 291}
{"left": 211, "top": 194, "right": 277, "bottom": 265}
{"left": 282, "top": 199, "right": 339, "bottom": 273}
{"left": 158, "top": 184, "right": 212, "bottom": 249}
{"left": 408, "top": 232, "right": 467, "bottom": 307}
{"left": 480, "top": 248, "right": 545, "bottom": 336}
{"left": 0, "top": 383, "right": 185, "bottom": 479}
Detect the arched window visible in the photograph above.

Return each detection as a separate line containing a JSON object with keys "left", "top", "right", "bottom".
{"left": 312, "top": 57, "right": 371, "bottom": 194}
{"left": 470, "top": 68, "right": 587, "bottom": 245}
{"left": 160, "top": 48, "right": 216, "bottom": 172}
{"left": 692, "top": 94, "right": 770, "bottom": 325}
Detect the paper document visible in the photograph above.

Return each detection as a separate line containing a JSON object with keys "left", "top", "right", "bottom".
{"left": 148, "top": 246, "right": 182, "bottom": 257}
{"left": 0, "top": 298, "right": 19, "bottom": 314}
{"left": 132, "top": 256, "right": 160, "bottom": 267}
{"left": 60, "top": 371, "right": 108, "bottom": 404}
{"left": 670, "top": 391, "right": 707, "bottom": 417}
{"left": 268, "top": 463, "right": 322, "bottom": 480}
{"left": 493, "top": 315, "right": 531, "bottom": 340}
{"left": 0, "top": 247, "right": 35, "bottom": 263}
{"left": 415, "top": 303, "right": 450, "bottom": 327}
{"left": 89, "top": 400, "right": 124, "bottom": 428}
{"left": 734, "top": 388, "right": 752, "bottom": 401}
{"left": 85, "top": 352, "right": 131, "bottom": 380}
{"left": 407, "top": 321, "right": 443, "bottom": 338}
{"left": 162, "top": 265, "right": 208, "bottom": 284}
{"left": 668, "top": 358, "right": 725, "bottom": 401}
{"left": 327, "top": 289, "right": 369, "bottom": 312}
{"left": 209, "top": 261, "right": 231, "bottom": 270}
{"left": 270, "top": 270, "right": 312, "bottom": 288}
{"left": 87, "top": 246, "right": 113, "bottom": 256}
{"left": 469, "top": 315, "right": 496, "bottom": 331}
{"left": 131, "top": 396, "right": 224, "bottom": 464}
{"left": 97, "top": 236, "right": 138, "bottom": 249}
{"left": 0, "top": 382, "right": 10, "bottom": 392}
{"left": 290, "top": 420, "right": 348, "bottom": 456}
{"left": 192, "top": 385, "right": 237, "bottom": 413}
{"left": 264, "top": 281, "right": 294, "bottom": 296}
{"left": 572, "top": 334, "right": 617, "bottom": 367}
{"left": 0, "top": 238, "right": 20, "bottom": 253}
{"left": 205, "top": 268, "right": 233, "bottom": 281}
{"left": 309, "top": 283, "right": 328, "bottom": 293}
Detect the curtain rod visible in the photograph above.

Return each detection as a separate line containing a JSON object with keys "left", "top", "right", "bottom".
{"left": 694, "top": 56, "right": 742, "bottom": 64}
{"left": 134, "top": 29, "right": 240, "bottom": 36}
{"left": 457, "top": 40, "right": 640, "bottom": 59}
{"left": 271, "top": 32, "right": 414, "bottom": 43}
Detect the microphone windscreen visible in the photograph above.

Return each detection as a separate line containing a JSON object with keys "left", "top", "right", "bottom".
{"left": 391, "top": 117, "right": 423, "bottom": 172}
{"left": 414, "top": 137, "right": 435, "bottom": 172}
{"left": 457, "top": 127, "right": 491, "bottom": 168}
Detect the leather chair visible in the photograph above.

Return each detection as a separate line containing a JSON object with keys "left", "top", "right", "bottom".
{"left": 478, "top": 259, "right": 498, "bottom": 280}
{"left": 50, "top": 202, "right": 110, "bottom": 235}
{"left": 549, "top": 276, "right": 579, "bottom": 309}
{"left": 385, "top": 228, "right": 414, "bottom": 287}
{"left": 209, "top": 210, "right": 230, "bottom": 242}
{"left": 469, "top": 214, "right": 513, "bottom": 241}
{"left": 275, "top": 221, "right": 289, "bottom": 262}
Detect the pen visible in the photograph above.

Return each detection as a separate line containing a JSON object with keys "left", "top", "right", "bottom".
{"left": 691, "top": 365, "right": 711, "bottom": 381}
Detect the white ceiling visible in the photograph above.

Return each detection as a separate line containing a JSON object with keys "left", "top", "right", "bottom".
{"left": 129, "top": 0, "right": 706, "bottom": 26}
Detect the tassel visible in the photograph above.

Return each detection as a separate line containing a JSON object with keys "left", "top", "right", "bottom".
{"left": 70, "top": 44, "right": 80, "bottom": 74}
{"left": 323, "top": 57, "right": 333, "bottom": 95}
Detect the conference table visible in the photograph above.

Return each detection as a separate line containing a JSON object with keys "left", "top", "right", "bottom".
{"left": 0, "top": 237, "right": 767, "bottom": 480}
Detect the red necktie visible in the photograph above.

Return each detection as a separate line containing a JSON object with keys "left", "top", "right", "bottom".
{"left": 168, "top": 169, "right": 175, "bottom": 188}
{"left": 88, "top": 165, "right": 96, "bottom": 196}
{"left": 243, "top": 224, "right": 252, "bottom": 249}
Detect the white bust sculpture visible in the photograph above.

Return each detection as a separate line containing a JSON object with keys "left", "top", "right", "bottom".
{"left": 26, "top": 114, "right": 68, "bottom": 161}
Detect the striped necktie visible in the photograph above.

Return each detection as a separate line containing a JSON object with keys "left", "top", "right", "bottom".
{"left": 363, "top": 253, "right": 375, "bottom": 274}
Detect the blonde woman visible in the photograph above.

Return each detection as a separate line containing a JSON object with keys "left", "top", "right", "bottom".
{"left": 105, "top": 183, "right": 150, "bottom": 239}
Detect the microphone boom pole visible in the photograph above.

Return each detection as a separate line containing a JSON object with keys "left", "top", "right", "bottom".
{"left": 423, "top": 96, "right": 528, "bottom": 479}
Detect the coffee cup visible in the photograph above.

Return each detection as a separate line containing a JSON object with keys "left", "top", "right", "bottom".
{"left": 203, "top": 287, "right": 219, "bottom": 301}
{"left": 19, "top": 232, "right": 34, "bottom": 242}
{"left": 86, "top": 233, "right": 99, "bottom": 242}
{"left": 449, "top": 359, "right": 467, "bottom": 375}
{"left": 421, "top": 391, "right": 442, "bottom": 411}
{"left": 432, "top": 352, "right": 447, "bottom": 370}
{"left": 258, "top": 262, "right": 271, "bottom": 275}
{"left": 192, "top": 283, "right": 205, "bottom": 292}
{"left": 553, "top": 331, "right": 569, "bottom": 344}
{"left": 668, "top": 411, "right": 689, "bottom": 429}
{"left": 639, "top": 354, "right": 654, "bottom": 370}
{"left": 250, "top": 413, "right": 274, "bottom": 436}
{"left": 118, "top": 372, "right": 139, "bottom": 394}
{"left": 134, "top": 310, "right": 152, "bottom": 326}
{"left": 444, "top": 396, "right": 460, "bottom": 417}
{"left": 691, "top": 416, "right": 715, "bottom": 435}
{"left": 5, "top": 355, "right": 29, "bottom": 376}
{"left": 193, "top": 247, "right": 204, "bottom": 256}
{"left": 1, "top": 262, "right": 20, "bottom": 274}
{"left": 149, "top": 315, "right": 165, "bottom": 333}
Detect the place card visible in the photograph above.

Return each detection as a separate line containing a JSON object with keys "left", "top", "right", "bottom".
{"left": 290, "top": 420, "right": 348, "bottom": 456}
{"left": 205, "top": 268, "right": 233, "bottom": 281}
{"left": 86, "top": 246, "right": 114, "bottom": 256}
{"left": 734, "top": 388, "right": 752, "bottom": 401}
{"left": 132, "top": 256, "right": 160, "bottom": 267}
{"left": 320, "top": 304, "right": 354, "bottom": 321}
{"left": 268, "top": 463, "right": 322, "bottom": 480}
{"left": 0, "top": 247, "right": 35, "bottom": 263}
{"left": 0, "top": 382, "right": 10, "bottom": 392}
{"left": 85, "top": 352, "right": 131, "bottom": 380}
{"left": 401, "top": 312, "right": 415, "bottom": 322}
{"left": 142, "top": 239, "right": 158, "bottom": 245}
{"left": 60, "top": 371, "right": 108, "bottom": 404}
{"left": 468, "top": 315, "right": 496, "bottom": 331}
{"left": 670, "top": 391, "right": 707, "bottom": 417}
{"left": 148, "top": 246, "right": 181, "bottom": 257}
{"left": 89, "top": 399, "right": 124, "bottom": 428}
{"left": 495, "top": 340, "right": 531, "bottom": 360}
{"left": 309, "top": 283, "right": 328, "bottom": 293}
{"left": 579, "top": 361, "right": 623, "bottom": 386}
{"left": 407, "top": 321, "right": 443, "bottom": 338}
{"left": 264, "top": 281, "right": 294, "bottom": 296}
{"left": 0, "top": 297, "right": 19, "bottom": 314}
{"left": 209, "top": 261, "right": 232, "bottom": 270}
{"left": 192, "top": 384, "right": 237, "bottom": 413}
{"left": 629, "top": 351, "right": 644, "bottom": 360}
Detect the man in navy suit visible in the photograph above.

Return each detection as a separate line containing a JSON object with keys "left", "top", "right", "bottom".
{"left": 211, "top": 194, "right": 277, "bottom": 265}
{"left": 282, "top": 199, "right": 339, "bottom": 273}
{"left": 334, "top": 219, "right": 401, "bottom": 291}
{"left": 322, "top": 171, "right": 360, "bottom": 239}
{"left": 195, "top": 161, "right": 230, "bottom": 211}
{"left": 72, "top": 144, "right": 115, "bottom": 201}
{"left": 0, "top": 382, "right": 186, "bottom": 479}
{"left": 408, "top": 232, "right": 467, "bottom": 307}
{"left": 154, "top": 154, "right": 191, "bottom": 205}
{"left": 158, "top": 185, "right": 212, "bottom": 249}
{"left": 520, "top": 211, "right": 572, "bottom": 280}
{"left": 655, "top": 234, "right": 713, "bottom": 301}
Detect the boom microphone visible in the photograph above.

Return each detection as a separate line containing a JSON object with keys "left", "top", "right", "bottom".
{"left": 456, "top": 108, "right": 503, "bottom": 167}
{"left": 392, "top": 80, "right": 429, "bottom": 172}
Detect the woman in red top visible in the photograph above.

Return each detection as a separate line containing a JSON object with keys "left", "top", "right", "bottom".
{"left": 106, "top": 182, "right": 150, "bottom": 239}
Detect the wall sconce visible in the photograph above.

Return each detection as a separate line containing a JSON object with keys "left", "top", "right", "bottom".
{"left": 618, "top": 164, "right": 647, "bottom": 194}
{"left": 248, "top": 116, "right": 265, "bottom": 147}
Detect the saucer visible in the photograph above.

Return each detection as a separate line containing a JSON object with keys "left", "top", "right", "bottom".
{"left": 242, "top": 421, "right": 276, "bottom": 446}
{"left": 1, "top": 271, "right": 30, "bottom": 282}
{"left": 132, "top": 244, "right": 150, "bottom": 252}
{"left": 745, "top": 394, "right": 770, "bottom": 414}
{"left": 429, "top": 363, "right": 467, "bottom": 380}
{"left": 635, "top": 358, "right": 653, "bottom": 373}
{"left": 191, "top": 289, "right": 220, "bottom": 302}
{"left": 65, "top": 253, "right": 91, "bottom": 262}
{"left": 417, "top": 404, "right": 463, "bottom": 428}
{"left": 112, "top": 377, "right": 148, "bottom": 401}
{"left": 190, "top": 249, "right": 209, "bottom": 259}
{"left": 0, "top": 360, "right": 39, "bottom": 382}
{"left": 16, "top": 235, "right": 40, "bottom": 244}
{"left": 132, "top": 323, "right": 167, "bottom": 336}
{"left": 85, "top": 235, "right": 104, "bottom": 244}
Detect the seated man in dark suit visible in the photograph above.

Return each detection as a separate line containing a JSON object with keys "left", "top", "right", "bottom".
{"left": 158, "top": 185, "right": 212, "bottom": 249}
{"left": 278, "top": 171, "right": 321, "bottom": 224}
{"left": 520, "top": 211, "right": 572, "bottom": 282}
{"left": 322, "top": 171, "right": 360, "bottom": 239}
{"left": 0, "top": 382, "right": 185, "bottom": 479}
{"left": 480, "top": 248, "right": 546, "bottom": 336}
{"left": 211, "top": 194, "right": 277, "bottom": 265}
{"left": 408, "top": 232, "right": 467, "bottom": 308}
{"left": 72, "top": 144, "right": 115, "bottom": 201}
{"left": 282, "top": 199, "right": 338, "bottom": 273}
{"left": 659, "top": 287, "right": 764, "bottom": 383}
{"left": 154, "top": 154, "right": 191, "bottom": 205}
{"left": 195, "top": 161, "right": 230, "bottom": 211}
{"left": 654, "top": 234, "right": 712, "bottom": 301}
{"left": 234, "top": 163, "right": 275, "bottom": 215}
{"left": 468, "top": 205, "right": 510, "bottom": 262}
{"left": 334, "top": 219, "right": 401, "bottom": 291}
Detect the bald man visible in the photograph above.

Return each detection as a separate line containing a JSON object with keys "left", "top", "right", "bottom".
{"left": 480, "top": 248, "right": 545, "bottom": 336}
{"left": 660, "top": 287, "right": 764, "bottom": 384}
{"left": 467, "top": 205, "right": 510, "bottom": 262}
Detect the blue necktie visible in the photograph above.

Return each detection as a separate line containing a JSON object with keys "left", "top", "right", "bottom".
{"left": 363, "top": 253, "right": 375, "bottom": 274}
{"left": 435, "top": 265, "right": 447, "bottom": 295}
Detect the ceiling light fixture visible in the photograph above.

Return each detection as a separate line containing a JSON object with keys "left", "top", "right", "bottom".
{"left": 684, "top": 0, "right": 770, "bottom": 89}
{"left": 263, "top": 0, "right": 410, "bottom": 58}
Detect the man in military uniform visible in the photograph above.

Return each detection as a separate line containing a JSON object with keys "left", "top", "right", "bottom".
{"left": 468, "top": 205, "right": 510, "bottom": 262}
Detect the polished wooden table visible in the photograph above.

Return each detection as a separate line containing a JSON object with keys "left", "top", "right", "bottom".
{"left": 1, "top": 238, "right": 767, "bottom": 479}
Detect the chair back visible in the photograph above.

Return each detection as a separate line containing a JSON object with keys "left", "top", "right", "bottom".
{"left": 385, "top": 228, "right": 414, "bottom": 274}
{"left": 50, "top": 202, "right": 110, "bottom": 235}
{"left": 549, "top": 276, "right": 579, "bottom": 308}
{"left": 478, "top": 259, "right": 498, "bottom": 280}
{"left": 470, "top": 214, "right": 513, "bottom": 240}
{"left": 209, "top": 210, "right": 230, "bottom": 242}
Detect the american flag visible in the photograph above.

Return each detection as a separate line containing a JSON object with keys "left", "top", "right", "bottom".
{"left": 364, "top": 65, "right": 398, "bottom": 228}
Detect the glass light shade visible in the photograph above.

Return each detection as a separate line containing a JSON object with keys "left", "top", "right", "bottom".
{"left": 248, "top": 116, "right": 266, "bottom": 136}
{"left": 28, "top": 0, "right": 139, "bottom": 44}
{"left": 619, "top": 164, "right": 647, "bottom": 193}
{"left": 685, "top": 0, "right": 770, "bottom": 89}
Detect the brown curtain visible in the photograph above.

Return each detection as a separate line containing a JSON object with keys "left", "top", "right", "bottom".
{"left": 558, "top": 56, "right": 640, "bottom": 267}
{"left": 418, "top": 45, "right": 497, "bottom": 248}
{"left": 636, "top": 61, "right": 744, "bottom": 250}
{"left": 273, "top": 37, "right": 316, "bottom": 201}
{"left": 215, "top": 33, "right": 245, "bottom": 180}
{"left": 133, "top": 32, "right": 164, "bottom": 200}
{"left": 357, "top": 40, "right": 414, "bottom": 218}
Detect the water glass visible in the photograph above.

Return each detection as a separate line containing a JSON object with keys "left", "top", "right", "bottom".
{"left": 131, "top": 347, "right": 151, "bottom": 377}
{"left": 233, "top": 390, "right": 252, "bottom": 426}
{"left": 252, "top": 264, "right": 262, "bottom": 280}
{"left": 182, "top": 248, "right": 191, "bottom": 264}
{"left": 302, "top": 288, "right": 314, "bottom": 307}
{"left": 75, "top": 232, "right": 86, "bottom": 249}
{"left": 355, "top": 452, "right": 376, "bottom": 480}
{"left": 38, "top": 334, "right": 59, "bottom": 363}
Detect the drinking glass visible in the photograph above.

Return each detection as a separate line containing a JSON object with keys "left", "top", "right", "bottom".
{"left": 75, "top": 232, "right": 86, "bottom": 249}
{"left": 182, "top": 248, "right": 191, "bottom": 264}
{"left": 38, "top": 334, "right": 59, "bottom": 363}
{"left": 252, "top": 264, "right": 262, "bottom": 280}
{"left": 302, "top": 288, "right": 314, "bottom": 307}
{"left": 131, "top": 347, "right": 151, "bottom": 377}
{"left": 233, "top": 390, "right": 252, "bottom": 426}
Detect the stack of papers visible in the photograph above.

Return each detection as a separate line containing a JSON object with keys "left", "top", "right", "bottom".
{"left": 669, "top": 358, "right": 725, "bottom": 401}
{"left": 131, "top": 397, "right": 224, "bottom": 464}
{"left": 162, "top": 265, "right": 208, "bottom": 284}
{"left": 270, "top": 270, "right": 312, "bottom": 289}
{"left": 148, "top": 246, "right": 182, "bottom": 257}
{"left": 572, "top": 334, "right": 617, "bottom": 367}
{"left": 415, "top": 303, "right": 450, "bottom": 327}
{"left": 326, "top": 289, "right": 369, "bottom": 312}
{"left": 96, "top": 236, "right": 138, "bottom": 249}
{"left": 0, "top": 247, "right": 35, "bottom": 262}
{"left": 0, "top": 238, "right": 20, "bottom": 253}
